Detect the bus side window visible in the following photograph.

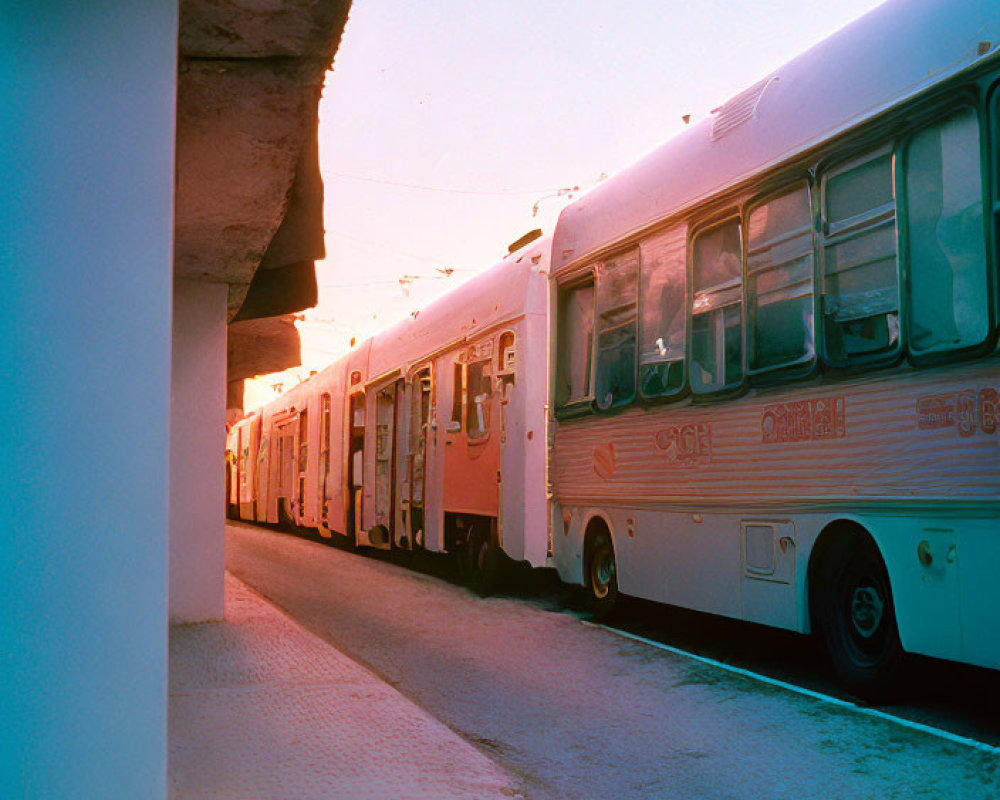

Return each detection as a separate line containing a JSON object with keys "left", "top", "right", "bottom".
{"left": 904, "top": 107, "right": 990, "bottom": 359}
{"left": 690, "top": 218, "right": 743, "bottom": 394}
{"left": 746, "top": 184, "right": 816, "bottom": 376}
{"left": 594, "top": 249, "right": 639, "bottom": 410}
{"left": 639, "top": 226, "right": 687, "bottom": 399}
{"left": 555, "top": 277, "right": 595, "bottom": 412}
{"left": 820, "top": 147, "right": 899, "bottom": 367}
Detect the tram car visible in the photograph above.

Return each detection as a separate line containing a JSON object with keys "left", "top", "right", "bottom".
{"left": 227, "top": 233, "right": 550, "bottom": 592}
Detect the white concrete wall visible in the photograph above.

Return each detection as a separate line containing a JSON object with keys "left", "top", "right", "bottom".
{"left": 170, "top": 279, "right": 227, "bottom": 623}
{"left": 0, "top": 2, "right": 178, "bottom": 798}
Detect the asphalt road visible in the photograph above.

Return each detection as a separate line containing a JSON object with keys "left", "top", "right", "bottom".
{"left": 227, "top": 522, "right": 1000, "bottom": 800}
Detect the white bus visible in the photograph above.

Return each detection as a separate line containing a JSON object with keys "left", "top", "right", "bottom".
{"left": 547, "top": 0, "right": 1000, "bottom": 699}
{"left": 228, "top": 233, "right": 550, "bottom": 592}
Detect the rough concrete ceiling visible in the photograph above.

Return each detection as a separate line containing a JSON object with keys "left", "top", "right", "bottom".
{"left": 227, "top": 314, "right": 302, "bottom": 383}
{"left": 174, "top": 0, "right": 352, "bottom": 391}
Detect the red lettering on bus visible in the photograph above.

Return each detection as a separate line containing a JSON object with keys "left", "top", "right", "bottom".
{"left": 958, "top": 390, "right": 977, "bottom": 438}
{"left": 762, "top": 396, "right": 846, "bottom": 443}
{"left": 916, "top": 394, "right": 956, "bottom": 431}
{"left": 979, "top": 388, "right": 999, "bottom": 435}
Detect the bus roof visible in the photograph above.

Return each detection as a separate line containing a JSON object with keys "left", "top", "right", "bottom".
{"left": 551, "top": 0, "right": 1000, "bottom": 274}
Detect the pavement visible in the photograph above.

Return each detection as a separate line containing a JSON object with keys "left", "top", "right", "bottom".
{"left": 168, "top": 573, "right": 524, "bottom": 800}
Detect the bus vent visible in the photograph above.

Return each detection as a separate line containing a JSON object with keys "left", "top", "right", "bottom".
{"left": 711, "top": 77, "right": 776, "bottom": 141}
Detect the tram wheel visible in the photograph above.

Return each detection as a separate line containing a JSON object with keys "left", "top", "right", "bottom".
{"left": 277, "top": 497, "right": 295, "bottom": 528}
{"left": 467, "top": 523, "right": 502, "bottom": 597}
{"left": 586, "top": 531, "right": 619, "bottom": 622}
{"left": 816, "top": 532, "right": 904, "bottom": 703}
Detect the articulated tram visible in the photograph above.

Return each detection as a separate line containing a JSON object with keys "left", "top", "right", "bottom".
{"left": 230, "top": 0, "right": 1000, "bottom": 699}
{"left": 228, "top": 234, "right": 550, "bottom": 593}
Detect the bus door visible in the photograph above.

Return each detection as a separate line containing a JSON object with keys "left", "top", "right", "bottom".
{"left": 443, "top": 343, "right": 502, "bottom": 519}
{"left": 346, "top": 391, "right": 365, "bottom": 542}
{"left": 402, "top": 368, "right": 432, "bottom": 549}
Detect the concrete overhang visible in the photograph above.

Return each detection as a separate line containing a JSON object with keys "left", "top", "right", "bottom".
{"left": 174, "top": 0, "right": 351, "bottom": 387}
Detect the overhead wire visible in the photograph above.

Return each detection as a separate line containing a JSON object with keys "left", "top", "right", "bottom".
{"left": 322, "top": 169, "right": 559, "bottom": 197}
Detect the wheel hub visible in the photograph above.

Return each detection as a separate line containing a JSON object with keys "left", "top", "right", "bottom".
{"left": 592, "top": 551, "right": 614, "bottom": 599}
{"left": 850, "top": 584, "right": 884, "bottom": 639}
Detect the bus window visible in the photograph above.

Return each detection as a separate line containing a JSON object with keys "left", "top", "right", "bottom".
{"left": 594, "top": 249, "right": 639, "bottom": 410}
{"left": 690, "top": 218, "right": 743, "bottom": 394}
{"left": 821, "top": 147, "right": 899, "bottom": 366}
{"left": 639, "top": 227, "right": 686, "bottom": 399}
{"left": 555, "top": 277, "right": 595, "bottom": 410}
{"left": 747, "top": 184, "right": 815, "bottom": 375}
{"left": 905, "top": 108, "right": 989, "bottom": 358}
{"left": 466, "top": 359, "right": 492, "bottom": 440}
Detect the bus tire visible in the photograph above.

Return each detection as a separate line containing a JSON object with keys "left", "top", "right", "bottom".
{"left": 468, "top": 523, "right": 502, "bottom": 597}
{"left": 816, "top": 532, "right": 904, "bottom": 703}
{"left": 586, "top": 531, "right": 619, "bottom": 622}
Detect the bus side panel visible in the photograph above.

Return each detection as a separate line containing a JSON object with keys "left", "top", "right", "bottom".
{"left": 954, "top": 518, "right": 1000, "bottom": 670}
{"left": 873, "top": 513, "right": 1000, "bottom": 670}
{"left": 551, "top": 360, "right": 1000, "bottom": 664}
{"left": 622, "top": 509, "right": 744, "bottom": 621}
{"left": 551, "top": 362, "right": 1000, "bottom": 509}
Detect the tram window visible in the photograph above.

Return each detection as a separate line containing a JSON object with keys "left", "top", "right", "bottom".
{"left": 639, "top": 226, "right": 686, "bottom": 399}
{"left": 594, "top": 249, "right": 639, "bottom": 410}
{"left": 466, "top": 359, "right": 492, "bottom": 440}
{"left": 450, "top": 362, "right": 463, "bottom": 430}
{"left": 690, "top": 219, "right": 743, "bottom": 394}
{"left": 298, "top": 410, "right": 308, "bottom": 473}
{"left": 555, "top": 277, "right": 595, "bottom": 409}
{"left": 821, "top": 148, "right": 899, "bottom": 366}
{"left": 747, "top": 185, "right": 815, "bottom": 374}
{"left": 905, "top": 108, "right": 989, "bottom": 357}
{"left": 410, "top": 370, "right": 431, "bottom": 451}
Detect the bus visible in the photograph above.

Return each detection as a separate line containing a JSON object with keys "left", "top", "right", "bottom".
{"left": 227, "top": 233, "right": 550, "bottom": 592}
{"left": 546, "top": 0, "right": 1000, "bottom": 699}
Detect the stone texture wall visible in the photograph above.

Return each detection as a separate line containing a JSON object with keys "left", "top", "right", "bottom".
{"left": 174, "top": 0, "right": 352, "bottom": 393}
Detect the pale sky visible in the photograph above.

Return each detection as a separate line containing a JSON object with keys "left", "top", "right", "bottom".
{"left": 246, "top": 0, "right": 887, "bottom": 408}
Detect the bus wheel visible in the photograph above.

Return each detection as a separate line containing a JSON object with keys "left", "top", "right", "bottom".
{"left": 468, "top": 524, "right": 502, "bottom": 597}
{"left": 586, "top": 532, "right": 619, "bottom": 622}
{"left": 816, "top": 534, "right": 903, "bottom": 702}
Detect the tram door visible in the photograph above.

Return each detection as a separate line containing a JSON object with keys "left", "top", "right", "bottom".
{"left": 369, "top": 382, "right": 401, "bottom": 549}
{"left": 317, "top": 393, "right": 332, "bottom": 534}
{"left": 272, "top": 416, "right": 296, "bottom": 523}
{"left": 402, "top": 369, "right": 432, "bottom": 549}
{"left": 442, "top": 349, "right": 501, "bottom": 518}
{"left": 294, "top": 409, "right": 308, "bottom": 523}
{"left": 346, "top": 392, "right": 365, "bottom": 542}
